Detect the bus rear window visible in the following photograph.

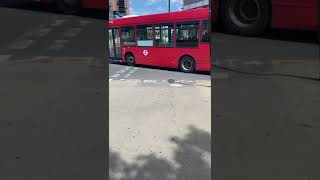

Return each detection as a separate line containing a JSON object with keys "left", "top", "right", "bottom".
{"left": 176, "top": 21, "right": 199, "bottom": 48}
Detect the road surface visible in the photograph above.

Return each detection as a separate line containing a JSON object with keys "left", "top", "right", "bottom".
{"left": 212, "top": 30, "right": 320, "bottom": 180}
{"left": 0, "top": 3, "right": 107, "bottom": 180}
{"left": 109, "top": 60, "right": 211, "bottom": 180}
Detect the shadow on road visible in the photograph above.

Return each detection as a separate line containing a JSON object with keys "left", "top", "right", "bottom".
{"left": 0, "top": 61, "right": 107, "bottom": 179}
{"left": 109, "top": 126, "right": 211, "bottom": 180}
{"left": 0, "top": 1, "right": 106, "bottom": 20}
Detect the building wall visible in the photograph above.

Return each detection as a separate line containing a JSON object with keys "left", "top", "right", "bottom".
{"left": 109, "top": 0, "right": 130, "bottom": 19}
{"left": 183, "top": 0, "right": 209, "bottom": 10}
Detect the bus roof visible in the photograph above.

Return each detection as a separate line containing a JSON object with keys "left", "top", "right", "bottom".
{"left": 109, "top": 8, "right": 208, "bottom": 27}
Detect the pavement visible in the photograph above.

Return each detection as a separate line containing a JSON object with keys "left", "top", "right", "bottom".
{"left": 109, "top": 76, "right": 211, "bottom": 180}
{"left": 108, "top": 56, "right": 212, "bottom": 180}
{"left": 212, "top": 31, "right": 320, "bottom": 180}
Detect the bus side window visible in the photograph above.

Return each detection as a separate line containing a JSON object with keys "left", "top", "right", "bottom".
{"left": 202, "top": 20, "right": 209, "bottom": 43}
{"left": 154, "top": 23, "right": 174, "bottom": 48}
{"left": 176, "top": 21, "right": 199, "bottom": 48}
{"left": 121, "top": 26, "right": 136, "bottom": 46}
{"left": 136, "top": 25, "right": 153, "bottom": 47}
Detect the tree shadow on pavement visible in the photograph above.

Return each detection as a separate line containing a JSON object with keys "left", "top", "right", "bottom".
{"left": 109, "top": 126, "right": 211, "bottom": 180}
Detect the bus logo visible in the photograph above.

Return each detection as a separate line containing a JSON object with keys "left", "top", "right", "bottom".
{"left": 143, "top": 50, "right": 148, "bottom": 56}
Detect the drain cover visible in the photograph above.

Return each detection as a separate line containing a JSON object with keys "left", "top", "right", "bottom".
{"left": 167, "top": 79, "right": 175, "bottom": 84}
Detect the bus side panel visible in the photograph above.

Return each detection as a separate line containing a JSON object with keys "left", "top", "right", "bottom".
{"left": 122, "top": 47, "right": 153, "bottom": 66}
{"left": 196, "top": 44, "right": 211, "bottom": 71}
{"left": 150, "top": 48, "right": 176, "bottom": 68}
{"left": 82, "top": 0, "right": 107, "bottom": 10}
{"left": 271, "top": 0, "right": 318, "bottom": 30}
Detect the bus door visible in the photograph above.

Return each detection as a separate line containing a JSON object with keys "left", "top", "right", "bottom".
{"left": 109, "top": 28, "right": 121, "bottom": 60}
{"left": 152, "top": 23, "right": 175, "bottom": 67}
{"left": 136, "top": 25, "right": 154, "bottom": 65}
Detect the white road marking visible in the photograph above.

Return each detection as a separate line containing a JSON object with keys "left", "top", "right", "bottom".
{"left": 116, "top": 70, "right": 127, "bottom": 74}
{"left": 79, "top": 20, "right": 91, "bottom": 26}
{"left": 111, "top": 74, "right": 120, "bottom": 78}
{"left": 170, "top": 84, "right": 182, "bottom": 87}
{"left": 50, "top": 19, "right": 67, "bottom": 27}
{"left": 143, "top": 80, "right": 157, "bottom": 83}
{"left": 37, "top": 28, "right": 52, "bottom": 37}
{"left": 63, "top": 28, "right": 83, "bottom": 37}
{"left": 243, "top": 60, "right": 264, "bottom": 66}
{"left": 120, "top": 79, "right": 126, "bottom": 81}
{"left": 175, "top": 80, "right": 185, "bottom": 83}
{"left": 31, "top": 56, "right": 51, "bottom": 61}
{"left": 226, "top": 59, "right": 240, "bottom": 67}
{"left": 8, "top": 39, "right": 34, "bottom": 50}
{"left": 5, "top": 24, "right": 50, "bottom": 50}
{"left": 47, "top": 40, "right": 69, "bottom": 51}
{"left": 0, "top": 55, "right": 12, "bottom": 63}
{"left": 23, "top": 24, "right": 46, "bottom": 37}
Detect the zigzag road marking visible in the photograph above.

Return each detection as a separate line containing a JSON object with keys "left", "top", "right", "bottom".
{"left": 0, "top": 54, "right": 12, "bottom": 63}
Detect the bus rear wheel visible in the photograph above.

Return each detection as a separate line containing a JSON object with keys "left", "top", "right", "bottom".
{"left": 125, "top": 54, "right": 136, "bottom": 66}
{"left": 56, "top": 0, "right": 81, "bottom": 14}
{"left": 220, "top": 0, "right": 270, "bottom": 36}
{"left": 179, "top": 56, "right": 195, "bottom": 73}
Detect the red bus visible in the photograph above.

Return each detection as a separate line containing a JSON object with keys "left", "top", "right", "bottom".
{"left": 35, "top": 0, "right": 107, "bottom": 14}
{"left": 211, "top": 0, "right": 319, "bottom": 35}
{"left": 109, "top": 8, "right": 210, "bottom": 73}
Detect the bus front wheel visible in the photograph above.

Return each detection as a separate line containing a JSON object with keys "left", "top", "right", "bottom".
{"left": 56, "top": 0, "right": 81, "bottom": 14}
{"left": 125, "top": 54, "right": 136, "bottom": 66}
{"left": 220, "top": 0, "right": 270, "bottom": 36}
{"left": 179, "top": 56, "right": 195, "bottom": 73}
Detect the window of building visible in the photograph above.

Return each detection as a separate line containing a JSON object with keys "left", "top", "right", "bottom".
{"left": 154, "top": 24, "right": 174, "bottom": 47}
{"left": 202, "top": 20, "right": 209, "bottom": 43}
{"left": 121, "top": 26, "right": 136, "bottom": 46}
{"left": 176, "top": 21, "right": 199, "bottom": 48}
{"left": 136, "top": 25, "right": 153, "bottom": 47}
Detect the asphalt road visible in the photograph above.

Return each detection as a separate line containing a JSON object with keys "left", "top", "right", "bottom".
{"left": 212, "top": 31, "right": 320, "bottom": 180}
{"left": 0, "top": 1, "right": 106, "bottom": 62}
{"left": 109, "top": 63, "right": 210, "bottom": 87}
{"left": 0, "top": 3, "right": 108, "bottom": 180}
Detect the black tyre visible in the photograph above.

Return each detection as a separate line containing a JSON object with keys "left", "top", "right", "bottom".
{"left": 125, "top": 53, "right": 135, "bottom": 66}
{"left": 179, "top": 56, "right": 195, "bottom": 73}
{"left": 56, "top": 0, "right": 81, "bottom": 14}
{"left": 220, "top": 0, "right": 270, "bottom": 36}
